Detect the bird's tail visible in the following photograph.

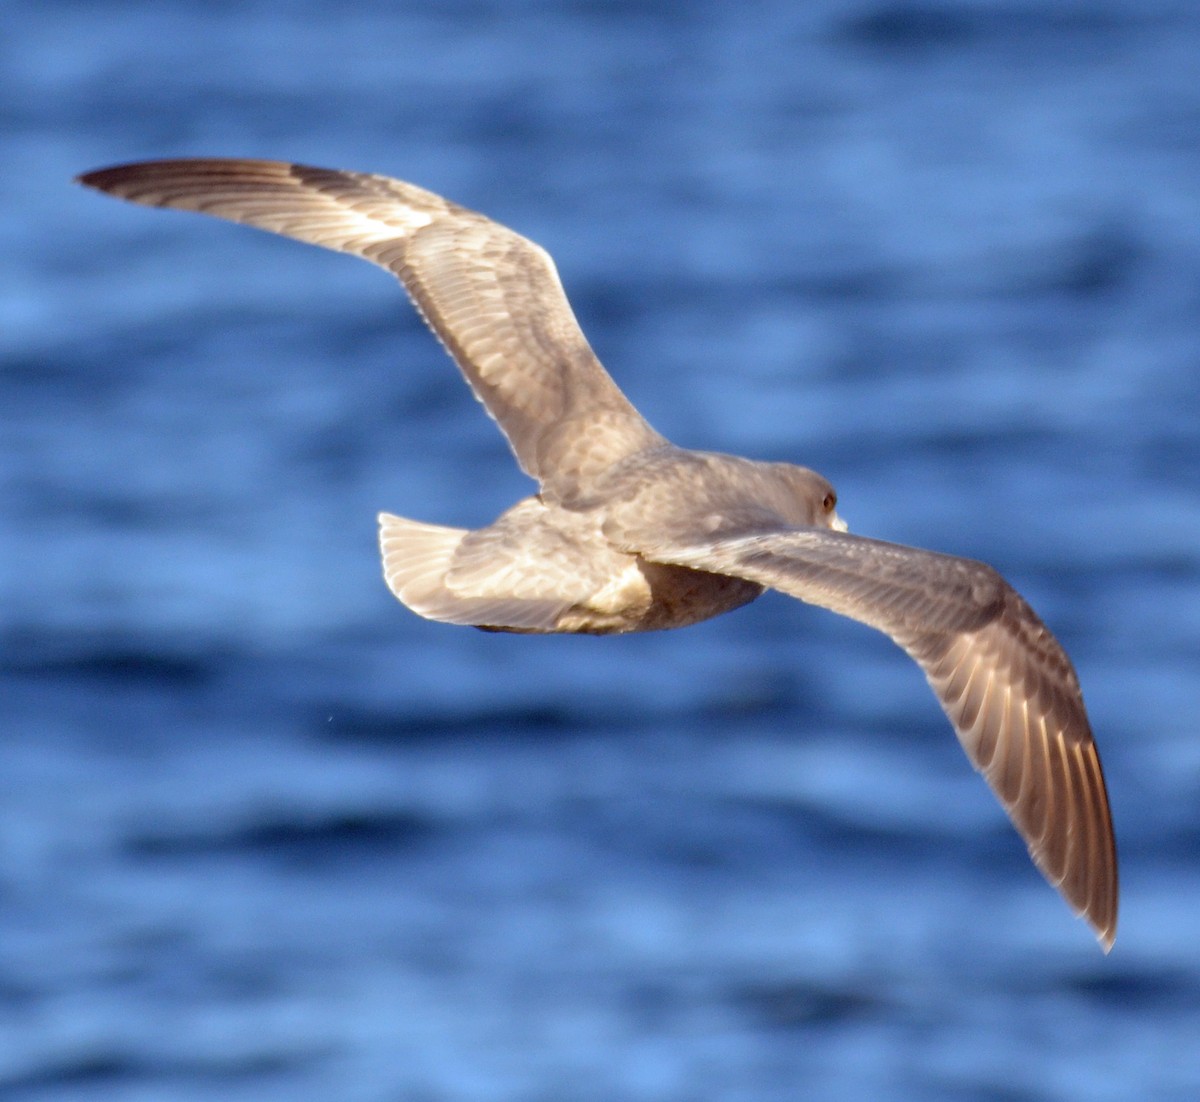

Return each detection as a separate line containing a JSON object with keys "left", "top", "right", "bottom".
{"left": 378, "top": 512, "right": 471, "bottom": 621}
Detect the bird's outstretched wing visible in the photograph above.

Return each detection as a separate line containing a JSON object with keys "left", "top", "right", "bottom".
{"left": 77, "top": 159, "right": 664, "bottom": 500}
{"left": 638, "top": 527, "right": 1117, "bottom": 949}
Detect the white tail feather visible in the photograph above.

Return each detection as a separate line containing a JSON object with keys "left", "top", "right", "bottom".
{"left": 377, "top": 511, "right": 570, "bottom": 630}
{"left": 378, "top": 512, "right": 471, "bottom": 622}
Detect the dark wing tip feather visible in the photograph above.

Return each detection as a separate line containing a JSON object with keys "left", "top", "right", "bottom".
{"left": 79, "top": 157, "right": 288, "bottom": 185}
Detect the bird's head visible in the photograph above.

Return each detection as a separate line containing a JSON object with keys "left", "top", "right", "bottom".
{"left": 772, "top": 463, "right": 848, "bottom": 532}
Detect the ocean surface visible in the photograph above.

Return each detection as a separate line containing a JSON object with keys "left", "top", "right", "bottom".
{"left": 4, "top": 1, "right": 1200, "bottom": 1098}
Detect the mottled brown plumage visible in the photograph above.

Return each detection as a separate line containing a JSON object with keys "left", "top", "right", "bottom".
{"left": 78, "top": 158, "right": 1118, "bottom": 948}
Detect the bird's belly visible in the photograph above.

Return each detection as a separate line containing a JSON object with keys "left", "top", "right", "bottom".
{"left": 554, "top": 559, "right": 762, "bottom": 634}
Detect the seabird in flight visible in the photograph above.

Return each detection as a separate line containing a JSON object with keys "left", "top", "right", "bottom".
{"left": 78, "top": 159, "right": 1118, "bottom": 949}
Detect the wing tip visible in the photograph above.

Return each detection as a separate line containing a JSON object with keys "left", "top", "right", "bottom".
{"left": 1089, "top": 882, "right": 1119, "bottom": 954}
{"left": 76, "top": 158, "right": 299, "bottom": 197}
{"left": 76, "top": 165, "right": 120, "bottom": 192}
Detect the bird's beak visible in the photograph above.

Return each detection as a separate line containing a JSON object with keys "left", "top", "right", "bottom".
{"left": 831, "top": 513, "right": 849, "bottom": 533}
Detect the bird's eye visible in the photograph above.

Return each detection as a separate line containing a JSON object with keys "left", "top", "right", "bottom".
{"left": 822, "top": 491, "right": 837, "bottom": 513}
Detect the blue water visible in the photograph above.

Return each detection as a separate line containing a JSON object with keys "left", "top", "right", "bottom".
{"left": 4, "top": 1, "right": 1200, "bottom": 1098}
